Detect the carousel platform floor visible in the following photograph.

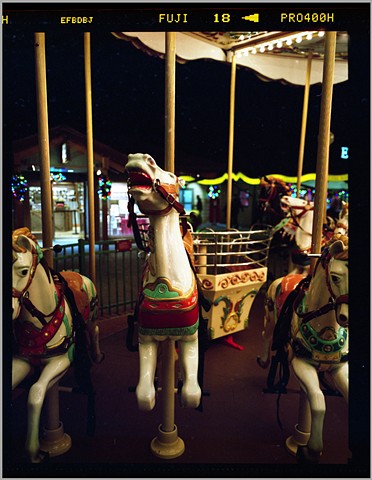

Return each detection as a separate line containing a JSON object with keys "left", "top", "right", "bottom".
{"left": 4, "top": 293, "right": 357, "bottom": 478}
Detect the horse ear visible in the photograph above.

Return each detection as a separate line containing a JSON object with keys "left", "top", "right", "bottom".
{"left": 178, "top": 177, "right": 185, "bottom": 188}
{"left": 329, "top": 239, "right": 345, "bottom": 257}
{"left": 16, "top": 235, "right": 32, "bottom": 252}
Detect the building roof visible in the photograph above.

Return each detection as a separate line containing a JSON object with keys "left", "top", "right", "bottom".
{"left": 13, "top": 125, "right": 128, "bottom": 175}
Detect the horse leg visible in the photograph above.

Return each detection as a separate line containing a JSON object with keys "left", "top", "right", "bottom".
{"left": 257, "top": 280, "right": 279, "bottom": 368}
{"left": 83, "top": 279, "right": 104, "bottom": 364}
{"left": 85, "top": 322, "right": 105, "bottom": 364}
{"left": 12, "top": 357, "right": 32, "bottom": 389}
{"left": 25, "top": 356, "right": 70, "bottom": 463}
{"left": 136, "top": 335, "right": 158, "bottom": 411}
{"left": 178, "top": 333, "right": 201, "bottom": 408}
{"left": 291, "top": 357, "right": 325, "bottom": 463}
{"left": 330, "top": 362, "right": 349, "bottom": 403}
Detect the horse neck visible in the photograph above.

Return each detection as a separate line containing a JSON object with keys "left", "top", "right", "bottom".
{"left": 147, "top": 210, "right": 193, "bottom": 292}
{"left": 295, "top": 209, "right": 313, "bottom": 250}
{"left": 23, "top": 264, "right": 58, "bottom": 323}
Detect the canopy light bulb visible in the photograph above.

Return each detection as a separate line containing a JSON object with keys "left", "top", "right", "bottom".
{"left": 296, "top": 35, "right": 303, "bottom": 43}
{"left": 286, "top": 38, "right": 292, "bottom": 46}
{"left": 277, "top": 40, "right": 283, "bottom": 48}
{"left": 259, "top": 45, "right": 265, "bottom": 53}
{"left": 318, "top": 31, "right": 325, "bottom": 37}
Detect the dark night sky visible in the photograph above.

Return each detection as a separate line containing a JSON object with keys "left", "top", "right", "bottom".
{"left": 3, "top": 25, "right": 367, "bottom": 178}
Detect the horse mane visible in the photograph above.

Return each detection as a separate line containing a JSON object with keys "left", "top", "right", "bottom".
{"left": 260, "top": 176, "right": 290, "bottom": 195}
{"left": 12, "top": 227, "right": 38, "bottom": 252}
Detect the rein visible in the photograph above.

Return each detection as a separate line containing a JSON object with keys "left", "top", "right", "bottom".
{"left": 128, "top": 177, "right": 188, "bottom": 252}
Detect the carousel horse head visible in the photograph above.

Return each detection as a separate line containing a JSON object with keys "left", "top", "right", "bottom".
{"left": 12, "top": 227, "right": 46, "bottom": 321}
{"left": 318, "top": 233, "right": 349, "bottom": 327}
{"left": 258, "top": 176, "right": 291, "bottom": 224}
{"left": 280, "top": 195, "right": 314, "bottom": 253}
{"left": 125, "top": 153, "right": 185, "bottom": 215}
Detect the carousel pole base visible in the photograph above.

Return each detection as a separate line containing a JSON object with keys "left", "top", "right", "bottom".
{"left": 285, "top": 423, "right": 311, "bottom": 456}
{"left": 150, "top": 424, "right": 185, "bottom": 459}
{"left": 39, "top": 421, "right": 72, "bottom": 457}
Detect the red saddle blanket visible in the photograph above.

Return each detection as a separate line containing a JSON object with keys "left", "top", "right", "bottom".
{"left": 275, "top": 274, "right": 304, "bottom": 318}
{"left": 138, "top": 278, "right": 199, "bottom": 336}
{"left": 60, "top": 271, "right": 90, "bottom": 322}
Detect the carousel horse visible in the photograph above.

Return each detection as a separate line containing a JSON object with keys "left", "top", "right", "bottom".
{"left": 125, "top": 153, "right": 202, "bottom": 411}
{"left": 257, "top": 234, "right": 348, "bottom": 463}
{"left": 12, "top": 227, "right": 104, "bottom": 463}
{"left": 334, "top": 201, "right": 349, "bottom": 235}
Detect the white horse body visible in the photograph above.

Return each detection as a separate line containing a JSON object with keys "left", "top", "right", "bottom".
{"left": 125, "top": 153, "right": 201, "bottom": 411}
{"left": 258, "top": 235, "right": 348, "bottom": 463}
{"left": 12, "top": 228, "right": 103, "bottom": 462}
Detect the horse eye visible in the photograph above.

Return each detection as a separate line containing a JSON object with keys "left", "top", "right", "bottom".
{"left": 20, "top": 269, "right": 29, "bottom": 276}
{"left": 331, "top": 275, "right": 339, "bottom": 284}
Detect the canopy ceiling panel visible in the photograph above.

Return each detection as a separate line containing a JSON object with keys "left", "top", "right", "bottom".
{"left": 112, "top": 31, "right": 348, "bottom": 85}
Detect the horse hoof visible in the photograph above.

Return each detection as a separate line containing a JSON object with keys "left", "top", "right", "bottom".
{"left": 257, "top": 356, "right": 270, "bottom": 369}
{"left": 296, "top": 445, "right": 321, "bottom": 464}
{"left": 96, "top": 351, "right": 105, "bottom": 364}
{"left": 180, "top": 384, "right": 201, "bottom": 409}
{"left": 29, "top": 450, "right": 49, "bottom": 464}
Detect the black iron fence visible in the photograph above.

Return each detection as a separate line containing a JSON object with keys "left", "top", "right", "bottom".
{"left": 53, "top": 239, "right": 143, "bottom": 317}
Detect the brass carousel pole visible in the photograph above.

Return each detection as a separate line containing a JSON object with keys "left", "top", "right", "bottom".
{"left": 35, "top": 32, "right": 72, "bottom": 458}
{"left": 150, "top": 31, "right": 185, "bottom": 460}
{"left": 84, "top": 32, "right": 96, "bottom": 285}
{"left": 310, "top": 32, "right": 337, "bottom": 273}
{"left": 34, "top": 33, "right": 53, "bottom": 266}
{"left": 296, "top": 51, "right": 313, "bottom": 197}
{"left": 286, "top": 31, "right": 337, "bottom": 457}
{"left": 226, "top": 52, "right": 237, "bottom": 230}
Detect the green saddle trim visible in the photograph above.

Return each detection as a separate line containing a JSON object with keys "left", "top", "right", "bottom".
{"left": 143, "top": 282, "right": 180, "bottom": 299}
{"left": 139, "top": 320, "right": 199, "bottom": 337}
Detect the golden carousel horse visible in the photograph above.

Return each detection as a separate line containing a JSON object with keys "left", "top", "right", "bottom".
{"left": 125, "top": 153, "right": 202, "bottom": 411}
{"left": 257, "top": 234, "right": 348, "bottom": 463}
{"left": 12, "top": 227, "right": 104, "bottom": 462}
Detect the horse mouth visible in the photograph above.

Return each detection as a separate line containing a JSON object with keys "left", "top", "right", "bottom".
{"left": 126, "top": 169, "right": 153, "bottom": 191}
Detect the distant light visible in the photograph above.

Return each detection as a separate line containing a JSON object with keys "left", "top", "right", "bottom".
{"left": 97, "top": 169, "right": 102, "bottom": 176}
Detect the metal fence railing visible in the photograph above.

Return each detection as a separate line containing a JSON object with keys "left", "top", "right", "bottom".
{"left": 52, "top": 239, "right": 143, "bottom": 317}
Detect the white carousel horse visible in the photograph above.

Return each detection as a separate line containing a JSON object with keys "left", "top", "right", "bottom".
{"left": 257, "top": 234, "right": 348, "bottom": 463}
{"left": 334, "top": 201, "right": 349, "bottom": 235}
{"left": 125, "top": 153, "right": 201, "bottom": 411}
{"left": 12, "top": 227, "right": 104, "bottom": 463}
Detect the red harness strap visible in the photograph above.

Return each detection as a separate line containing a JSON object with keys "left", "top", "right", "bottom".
{"left": 14, "top": 283, "right": 68, "bottom": 359}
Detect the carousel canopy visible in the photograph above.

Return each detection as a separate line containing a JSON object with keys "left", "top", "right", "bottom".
{"left": 112, "top": 31, "right": 348, "bottom": 85}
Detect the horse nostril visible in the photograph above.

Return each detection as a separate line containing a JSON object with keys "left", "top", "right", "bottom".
{"left": 338, "top": 314, "right": 348, "bottom": 327}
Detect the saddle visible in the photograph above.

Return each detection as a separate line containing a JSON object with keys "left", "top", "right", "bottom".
{"left": 60, "top": 271, "right": 90, "bottom": 322}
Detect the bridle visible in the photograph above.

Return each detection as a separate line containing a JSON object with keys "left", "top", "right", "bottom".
{"left": 294, "top": 248, "right": 348, "bottom": 324}
{"left": 12, "top": 241, "right": 65, "bottom": 327}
